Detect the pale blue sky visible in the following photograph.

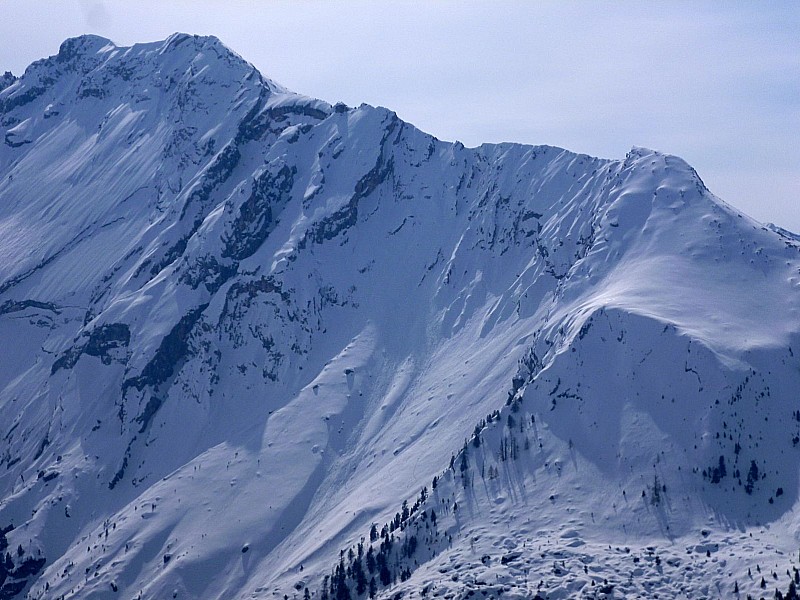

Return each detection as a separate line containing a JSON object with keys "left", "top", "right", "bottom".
{"left": 1, "top": 1, "right": 798, "bottom": 230}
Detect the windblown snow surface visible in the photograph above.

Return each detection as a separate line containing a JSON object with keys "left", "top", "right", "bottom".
{"left": 1, "top": 34, "right": 800, "bottom": 600}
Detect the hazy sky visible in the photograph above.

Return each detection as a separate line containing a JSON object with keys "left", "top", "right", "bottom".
{"left": 1, "top": 1, "right": 798, "bottom": 230}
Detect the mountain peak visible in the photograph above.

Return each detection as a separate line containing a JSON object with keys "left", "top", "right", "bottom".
{"left": 54, "top": 32, "right": 234, "bottom": 63}
{"left": 49, "top": 32, "right": 256, "bottom": 79}
{"left": 1, "top": 33, "right": 292, "bottom": 118}
{"left": 55, "top": 33, "right": 116, "bottom": 68}
{"left": 160, "top": 32, "right": 226, "bottom": 52}
{"left": 57, "top": 33, "right": 115, "bottom": 54}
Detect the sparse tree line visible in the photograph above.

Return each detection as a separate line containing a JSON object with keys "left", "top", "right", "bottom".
{"left": 299, "top": 382, "right": 536, "bottom": 599}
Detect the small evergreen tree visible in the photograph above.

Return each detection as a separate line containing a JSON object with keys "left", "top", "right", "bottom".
{"left": 379, "top": 562, "right": 391, "bottom": 586}
{"left": 366, "top": 546, "right": 376, "bottom": 574}
{"left": 354, "top": 558, "right": 367, "bottom": 595}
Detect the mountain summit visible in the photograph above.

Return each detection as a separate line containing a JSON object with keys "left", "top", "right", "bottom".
{"left": 1, "top": 35, "right": 799, "bottom": 600}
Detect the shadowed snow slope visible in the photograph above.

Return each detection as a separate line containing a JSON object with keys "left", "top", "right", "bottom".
{"left": 1, "top": 35, "right": 799, "bottom": 600}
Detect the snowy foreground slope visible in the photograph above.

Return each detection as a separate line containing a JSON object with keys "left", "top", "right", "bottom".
{"left": 1, "top": 34, "right": 800, "bottom": 600}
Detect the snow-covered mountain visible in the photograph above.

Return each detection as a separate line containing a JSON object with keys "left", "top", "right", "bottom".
{"left": 1, "top": 34, "right": 800, "bottom": 600}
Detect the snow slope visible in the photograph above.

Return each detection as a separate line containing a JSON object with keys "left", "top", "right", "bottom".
{"left": 0, "top": 34, "right": 799, "bottom": 600}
